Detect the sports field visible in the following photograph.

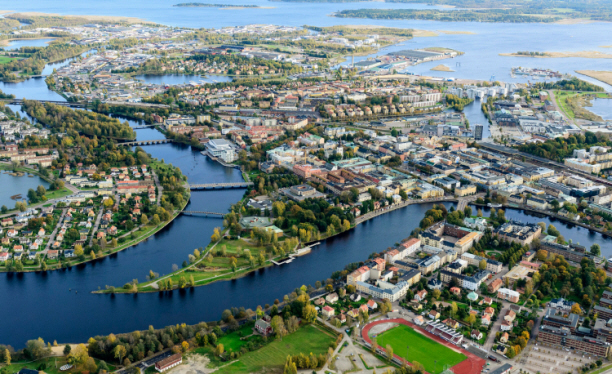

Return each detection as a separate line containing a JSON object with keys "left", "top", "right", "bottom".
{"left": 375, "top": 324, "right": 466, "bottom": 374}
{"left": 215, "top": 324, "right": 336, "bottom": 374}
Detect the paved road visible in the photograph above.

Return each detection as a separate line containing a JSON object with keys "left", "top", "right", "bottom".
{"left": 89, "top": 206, "right": 104, "bottom": 247}
{"left": 42, "top": 208, "right": 66, "bottom": 254}
{"left": 153, "top": 171, "right": 162, "bottom": 206}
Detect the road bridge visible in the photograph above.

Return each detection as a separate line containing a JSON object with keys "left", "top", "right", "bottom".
{"left": 181, "top": 211, "right": 225, "bottom": 217}
{"left": 189, "top": 182, "right": 253, "bottom": 190}
{"left": 118, "top": 139, "right": 173, "bottom": 146}
{"left": 7, "top": 99, "right": 86, "bottom": 108}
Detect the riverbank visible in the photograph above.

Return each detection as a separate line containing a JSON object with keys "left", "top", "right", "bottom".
{"left": 98, "top": 195, "right": 459, "bottom": 294}
{"left": 500, "top": 51, "right": 612, "bottom": 59}
{"left": 576, "top": 70, "right": 612, "bottom": 86}
{"left": 472, "top": 202, "right": 612, "bottom": 239}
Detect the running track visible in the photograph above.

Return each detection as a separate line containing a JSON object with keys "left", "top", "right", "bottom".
{"left": 361, "top": 318, "right": 486, "bottom": 374}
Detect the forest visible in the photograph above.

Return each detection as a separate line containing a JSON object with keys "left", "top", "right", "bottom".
{"left": 532, "top": 77, "right": 603, "bottom": 92}
{"left": 518, "top": 132, "right": 609, "bottom": 162}
{"left": 333, "top": 9, "right": 561, "bottom": 23}
{"left": 22, "top": 100, "right": 136, "bottom": 140}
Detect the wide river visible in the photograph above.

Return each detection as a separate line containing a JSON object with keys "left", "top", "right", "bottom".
{"left": 2, "top": 1, "right": 612, "bottom": 348}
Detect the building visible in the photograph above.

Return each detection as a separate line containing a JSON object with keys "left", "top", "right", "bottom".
{"left": 322, "top": 306, "right": 335, "bottom": 318}
{"left": 255, "top": 316, "right": 273, "bottom": 336}
{"left": 461, "top": 253, "right": 502, "bottom": 273}
{"left": 205, "top": 139, "right": 237, "bottom": 163}
{"left": 155, "top": 353, "right": 183, "bottom": 372}
{"left": 488, "top": 278, "right": 503, "bottom": 293}
{"left": 497, "top": 288, "right": 520, "bottom": 303}
{"left": 542, "top": 308, "right": 580, "bottom": 333}
{"left": 538, "top": 325, "right": 611, "bottom": 357}
{"left": 492, "top": 220, "right": 542, "bottom": 246}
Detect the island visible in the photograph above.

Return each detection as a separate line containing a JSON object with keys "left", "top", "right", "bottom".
{"left": 173, "top": 2, "right": 269, "bottom": 8}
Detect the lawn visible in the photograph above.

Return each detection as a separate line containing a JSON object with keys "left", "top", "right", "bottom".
{"left": 375, "top": 324, "right": 466, "bottom": 374}
{"left": 216, "top": 323, "right": 261, "bottom": 352}
{"left": 45, "top": 187, "right": 73, "bottom": 200}
{"left": 215, "top": 325, "right": 336, "bottom": 374}
{"left": 0, "top": 56, "right": 17, "bottom": 64}
{"left": 5, "top": 356, "right": 115, "bottom": 374}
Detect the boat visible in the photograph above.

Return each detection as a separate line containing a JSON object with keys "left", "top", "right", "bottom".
{"left": 487, "top": 203, "right": 502, "bottom": 208}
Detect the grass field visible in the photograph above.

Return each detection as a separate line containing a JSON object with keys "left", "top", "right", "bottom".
{"left": 0, "top": 56, "right": 17, "bottom": 64}
{"left": 4, "top": 356, "right": 115, "bottom": 374}
{"left": 215, "top": 325, "right": 336, "bottom": 374}
{"left": 375, "top": 324, "right": 466, "bottom": 374}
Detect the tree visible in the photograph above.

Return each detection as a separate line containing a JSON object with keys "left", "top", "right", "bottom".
{"left": 152, "top": 214, "right": 161, "bottom": 226}
{"left": 67, "top": 344, "right": 89, "bottom": 365}
{"left": 181, "top": 341, "right": 189, "bottom": 352}
{"left": 4, "top": 349, "right": 10, "bottom": 365}
{"left": 571, "top": 303, "right": 583, "bottom": 315}
{"left": 211, "top": 227, "right": 221, "bottom": 242}
{"left": 215, "top": 344, "right": 224, "bottom": 356}
{"left": 103, "top": 198, "right": 114, "bottom": 208}
{"left": 74, "top": 244, "right": 84, "bottom": 257}
{"left": 450, "top": 302, "right": 458, "bottom": 316}
{"left": 479, "top": 259, "right": 487, "bottom": 270}
{"left": 114, "top": 345, "right": 127, "bottom": 365}
{"left": 591, "top": 244, "right": 601, "bottom": 256}
{"left": 63, "top": 344, "right": 72, "bottom": 356}
{"left": 432, "top": 289, "right": 441, "bottom": 300}
{"left": 141, "top": 215, "right": 149, "bottom": 225}
{"left": 271, "top": 315, "right": 288, "bottom": 339}
{"left": 25, "top": 338, "right": 48, "bottom": 360}
{"left": 385, "top": 344, "right": 394, "bottom": 361}
{"left": 302, "top": 304, "right": 317, "bottom": 323}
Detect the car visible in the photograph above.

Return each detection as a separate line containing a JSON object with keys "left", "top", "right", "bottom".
{"left": 488, "top": 356, "right": 499, "bottom": 362}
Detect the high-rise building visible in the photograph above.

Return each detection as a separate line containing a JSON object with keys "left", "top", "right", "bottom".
{"left": 474, "top": 124, "right": 484, "bottom": 141}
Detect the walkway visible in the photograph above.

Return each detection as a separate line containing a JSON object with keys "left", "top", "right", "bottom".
{"left": 42, "top": 208, "right": 66, "bottom": 254}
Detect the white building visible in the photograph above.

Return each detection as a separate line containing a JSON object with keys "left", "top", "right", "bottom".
{"left": 206, "top": 139, "right": 238, "bottom": 163}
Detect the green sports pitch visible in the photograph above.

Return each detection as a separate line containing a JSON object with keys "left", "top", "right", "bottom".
{"left": 374, "top": 324, "right": 466, "bottom": 374}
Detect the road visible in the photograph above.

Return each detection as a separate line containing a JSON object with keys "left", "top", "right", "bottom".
{"left": 89, "top": 206, "right": 104, "bottom": 247}
{"left": 42, "top": 208, "right": 66, "bottom": 254}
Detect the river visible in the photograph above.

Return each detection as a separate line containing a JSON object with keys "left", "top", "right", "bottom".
{"left": 2, "top": 1, "right": 612, "bottom": 348}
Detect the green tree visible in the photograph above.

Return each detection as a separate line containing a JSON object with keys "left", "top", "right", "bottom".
{"left": 591, "top": 244, "right": 601, "bottom": 256}
{"left": 114, "top": 345, "right": 126, "bottom": 364}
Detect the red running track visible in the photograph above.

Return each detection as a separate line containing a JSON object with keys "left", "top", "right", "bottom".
{"left": 361, "top": 318, "right": 486, "bottom": 374}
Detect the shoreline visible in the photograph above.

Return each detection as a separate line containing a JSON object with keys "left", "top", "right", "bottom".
{"left": 99, "top": 196, "right": 459, "bottom": 294}
{"left": 0, "top": 166, "right": 190, "bottom": 274}
{"left": 500, "top": 51, "right": 612, "bottom": 59}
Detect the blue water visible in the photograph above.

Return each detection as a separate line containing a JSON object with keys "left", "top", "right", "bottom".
{"left": 589, "top": 98, "right": 612, "bottom": 120}
{"left": 0, "top": 172, "right": 50, "bottom": 208}
{"left": 1, "top": 0, "right": 612, "bottom": 349}
{"left": 3, "top": 38, "right": 55, "bottom": 50}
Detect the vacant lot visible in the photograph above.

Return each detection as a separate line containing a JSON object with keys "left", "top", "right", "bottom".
{"left": 215, "top": 324, "right": 336, "bottom": 374}
{"left": 375, "top": 324, "right": 466, "bottom": 374}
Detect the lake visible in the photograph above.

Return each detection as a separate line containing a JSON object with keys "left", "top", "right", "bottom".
{"left": 0, "top": 171, "right": 49, "bottom": 209}
{"left": 3, "top": 38, "right": 55, "bottom": 51}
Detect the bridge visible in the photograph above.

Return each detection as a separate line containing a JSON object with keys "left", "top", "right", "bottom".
{"left": 118, "top": 139, "right": 173, "bottom": 146}
{"left": 189, "top": 182, "right": 254, "bottom": 190}
{"left": 181, "top": 211, "right": 225, "bottom": 217}
{"left": 7, "top": 99, "right": 86, "bottom": 108}
{"left": 132, "top": 125, "right": 158, "bottom": 129}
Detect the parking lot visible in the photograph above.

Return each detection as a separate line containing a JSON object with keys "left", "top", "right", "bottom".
{"left": 518, "top": 344, "right": 598, "bottom": 374}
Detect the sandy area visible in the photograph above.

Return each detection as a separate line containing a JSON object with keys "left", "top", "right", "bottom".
{"left": 437, "top": 30, "right": 475, "bottom": 35}
{"left": 576, "top": 70, "right": 612, "bottom": 85}
{"left": 368, "top": 321, "right": 397, "bottom": 336}
{"left": 500, "top": 51, "right": 612, "bottom": 59}
{"left": 431, "top": 64, "right": 454, "bottom": 72}
{"left": 413, "top": 30, "right": 439, "bottom": 37}
{"left": 7, "top": 12, "right": 144, "bottom": 24}
{"left": 0, "top": 10, "right": 13, "bottom": 14}
{"left": 601, "top": 45, "right": 612, "bottom": 48}
{"left": 172, "top": 354, "right": 215, "bottom": 374}
{"left": 554, "top": 18, "right": 597, "bottom": 25}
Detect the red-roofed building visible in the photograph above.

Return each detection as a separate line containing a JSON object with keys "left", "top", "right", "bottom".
{"left": 322, "top": 306, "right": 335, "bottom": 318}
{"left": 155, "top": 353, "right": 182, "bottom": 372}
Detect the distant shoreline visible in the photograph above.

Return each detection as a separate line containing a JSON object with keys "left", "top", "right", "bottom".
{"left": 173, "top": 3, "right": 271, "bottom": 8}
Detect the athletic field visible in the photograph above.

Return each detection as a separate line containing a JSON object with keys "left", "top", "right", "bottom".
{"left": 375, "top": 324, "right": 466, "bottom": 374}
